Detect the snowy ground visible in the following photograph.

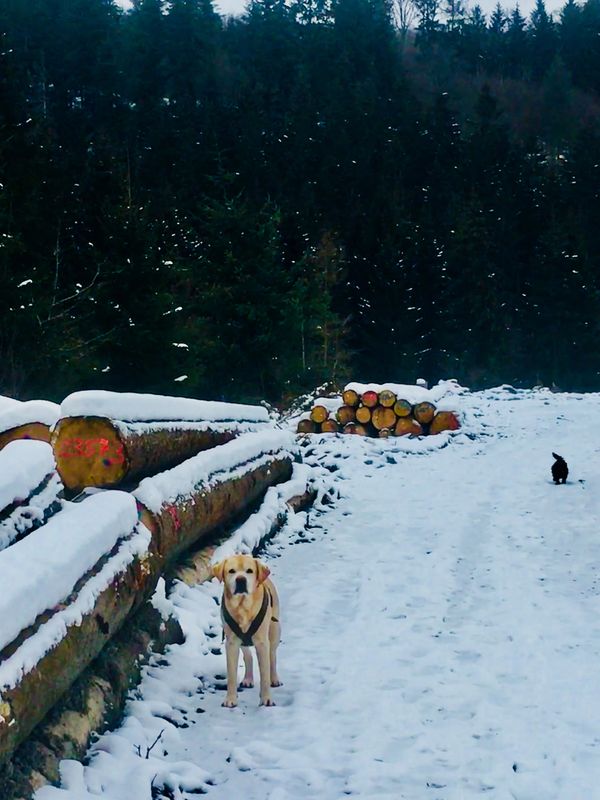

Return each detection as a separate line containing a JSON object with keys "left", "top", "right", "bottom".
{"left": 37, "top": 388, "right": 600, "bottom": 800}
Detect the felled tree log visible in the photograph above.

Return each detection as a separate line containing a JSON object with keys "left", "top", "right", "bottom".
{"left": 355, "top": 405, "right": 372, "bottom": 424}
{"left": 321, "top": 419, "right": 340, "bottom": 433}
{"left": 429, "top": 411, "right": 461, "bottom": 434}
{"left": 336, "top": 405, "right": 356, "bottom": 426}
{"left": 342, "top": 389, "right": 360, "bottom": 408}
{"left": 297, "top": 419, "right": 318, "bottom": 434}
{"left": 0, "top": 433, "right": 295, "bottom": 764}
{"left": 309, "top": 405, "right": 329, "bottom": 424}
{"left": 0, "top": 401, "right": 60, "bottom": 451}
{"left": 371, "top": 406, "right": 397, "bottom": 431}
{"left": 343, "top": 422, "right": 368, "bottom": 436}
{"left": 379, "top": 428, "right": 392, "bottom": 438}
{"left": 51, "top": 417, "right": 240, "bottom": 494}
{"left": 361, "top": 390, "right": 379, "bottom": 408}
{"left": 413, "top": 402, "right": 436, "bottom": 425}
{"left": 378, "top": 390, "right": 396, "bottom": 408}
{"left": 395, "top": 417, "right": 424, "bottom": 436}
{"left": 393, "top": 399, "right": 412, "bottom": 418}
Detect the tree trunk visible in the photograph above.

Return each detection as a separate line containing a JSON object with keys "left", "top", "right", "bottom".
{"left": 395, "top": 417, "right": 424, "bottom": 436}
{"left": 0, "top": 423, "right": 51, "bottom": 451}
{"left": 0, "top": 453, "right": 293, "bottom": 763}
{"left": 335, "top": 405, "right": 356, "bottom": 426}
{"left": 309, "top": 405, "right": 329, "bottom": 424}
{"left": 355, "top": 405, "right": 372, "bottom": 424}
{"left": 412, "top": 402, "right": 436, "bottom": 424}
{"left": 393, "top": 399, "right": 412, "bottom": 418}
{"left": 341, "top": 389, "right": 360, "bottom": 408}
{"left": 429, "top": 411, "right": 461, "bottom": 434}
{"left": 51, "top": 416, "right": 241, "bottom": 494}
{"left": 371, "top": 406, "right": 397, "bottom": 431}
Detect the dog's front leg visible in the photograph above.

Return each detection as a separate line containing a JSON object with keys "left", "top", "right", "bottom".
{"left": 223, "top": 638, "right": 241, "bottom": 708}
{"left": 255, "top": 640, "right": 275, "bottom": 706}
{"left": 241, "top": 646, "right": 254, "bottom": 687}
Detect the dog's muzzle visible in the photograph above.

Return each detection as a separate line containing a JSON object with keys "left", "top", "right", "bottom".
{"left": 234, "top": 576, "right": 248, "bottom": 594}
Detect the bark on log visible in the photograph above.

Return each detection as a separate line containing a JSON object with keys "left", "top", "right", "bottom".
{"left": 309, "top": 405, "right": 329, "bottom": 424}
{"left": 378, "top": 390, "right": 397, "bottom": 408}
{"left": 394, "top": 417, "right": 424, "bottom": 436}
{"left": 0, "top": 452, "right": 293, "bottom": 763}
{"left": 429, "top": 411, "right": 461, "bottom": 434}
{"left": 51, "top": 416, "right": 241, "bottom": 494}
{"left": 335, "top": 405, "right": 356, "bottom": 426}
{"left": 371, "top": 406, "right": 397, "bottom": 431}
{"left": 361, "top": 390, "right": 379, "bottom": 408}
{"left": 412, "top": 402, "right": 436, "bottom": 425}
{"left": 0, "top": 424, "right": 50, "bottom": 451}
{"left": 393, "top": 399, "right": 412, "bottom": 418}
{"left": 343, "top": 422, "right": 368, "bottom": 436}
{"left": 355, "top": 405, "right": 372, "bottom": 424}
{"left": 321, "top": 419, "right": 340, "bottom": 433}
{"left": 297, "top": 419, "right": 318, "bottom": 434}
{"left": 341, "top": 389, "right": 360, "bottom": 408}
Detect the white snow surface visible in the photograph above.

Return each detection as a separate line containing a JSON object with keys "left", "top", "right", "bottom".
{"left": 134, "top": 430, "right": 298, "bottom": 513}
{"left": 36, "top": 386, "right": 600, "bottom": 800}
{"left": 0, "top": 399, "right": 60, "bottom": 432}
{"left": 60, "top": 391, "right": 270, "bottom": 424}
{"left": 0, "top": 395, "right": 20, "bottom": 413}
{"left": 0, "top": 473, "right": 63, "bottom": 552}
{"left": 0, "top": 440, "right": 56, "bottom": 512}
{"left": 0, "top": 491, "right": 139, "bottom": 659}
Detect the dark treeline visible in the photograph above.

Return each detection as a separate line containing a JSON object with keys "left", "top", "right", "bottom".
{"left": 1, "top": 0, "right": 600, "bottom": 402}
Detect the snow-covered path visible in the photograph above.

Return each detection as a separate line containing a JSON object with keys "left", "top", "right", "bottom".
{"left": 38, "top": 389, "right": 600, "bottom": 800}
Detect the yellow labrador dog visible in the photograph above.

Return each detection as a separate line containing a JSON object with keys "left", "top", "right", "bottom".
{"left": 212, "top": 554, "right": 281, "bottom": 708}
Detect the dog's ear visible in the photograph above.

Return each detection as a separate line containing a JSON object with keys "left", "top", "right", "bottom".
{"left": 552, "top": 452, "right": 560, "bottom": 460}
{"left": 255, "top": 560, "right": 270, "bottom": 584}
{"left": 212, "top": 560, "right": 226, "bottom": 582}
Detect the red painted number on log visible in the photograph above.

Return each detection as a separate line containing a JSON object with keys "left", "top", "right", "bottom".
{"left": 58, "top": 438, "right": 125, "bottom": 464}
{"left": 165, "top": 504, "right": 182, "bottom": 531}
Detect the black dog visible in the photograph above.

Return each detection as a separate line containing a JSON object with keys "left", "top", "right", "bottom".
{"left": 551, "top": 453, "right": 569, "bottom": 484}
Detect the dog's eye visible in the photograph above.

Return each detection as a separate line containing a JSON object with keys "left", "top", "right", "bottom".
{"left": 245, "top": 568, "right": 253, "bottom": 574}
{"left": 228, "top": 568, "right": 235, "bottom": 574}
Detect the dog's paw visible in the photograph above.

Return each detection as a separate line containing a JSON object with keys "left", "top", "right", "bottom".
{"left": 271, "top": 679, "right": 283, "bottom": 687}
{"left": 222, "top": 697, "right": 238, "bottom": 708}
{"left": 240, "top": 679, "right": 254, "bottom": 688}
{"left": 260, "top": 697, "right": 276, "bottom": 707}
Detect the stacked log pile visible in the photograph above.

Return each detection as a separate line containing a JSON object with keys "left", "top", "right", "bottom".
{"left": 297, "top": 384, "right": 460, "bottom": 437}
{"left": 0, "top": 391, "right": 306, "bottom": 771}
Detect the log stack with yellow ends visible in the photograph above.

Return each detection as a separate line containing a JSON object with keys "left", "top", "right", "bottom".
{"left": 296, "top": 383, "right": 460, "bottom": 438}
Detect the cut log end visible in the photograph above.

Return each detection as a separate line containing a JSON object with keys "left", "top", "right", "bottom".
{"left": 343, "top": 422, "right": 368, "bottom": 436}
{"left": 361, "top": 390, "right": 379, "bottom": 408}
{"left": 393, "top": 399, "right": 412, "bottom": 418}
{"left": 336, "top": 405, "right": 356, "bottom": 426}
{"left": 412, "top": 402, "right": 436, "bottom": 424}
{"left": 51, "top": 416, "right": 128, "bottom": 492}
{"left": 310, "top": 405, "right": 329, "bottom": 424}
{"left": 355, "top": 405, "right": 372, "bottom": 424}
{"left": 341, "top": 389, "right": 360, "bottom": 408}
{"left": 395, "top": 417, "right": 424, "bottom": 437}
{"left": 378, "top": 390, "right": 397, "bottom": 408}
{"left": 0, "top": 423, "right": 51, "bottom": 451}
{"left": 297, "top": 419, "right": 318, "bottom": 434}
{"left": 429, "top": 411, "right": 461, "bottom": 434}
{"left": 321, "top": 419, "right": 340, "bottom": 433}
{"left": 371, "top": 406, "right": 397, "bottom": 431}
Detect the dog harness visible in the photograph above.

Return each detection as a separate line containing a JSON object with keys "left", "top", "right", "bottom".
{"left": 221, "top": 588, "right": 276, "bottom": 646}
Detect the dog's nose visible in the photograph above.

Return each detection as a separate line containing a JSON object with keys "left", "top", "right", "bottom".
{"left": 234, "top": 576, "right": 247, "bottom": 594}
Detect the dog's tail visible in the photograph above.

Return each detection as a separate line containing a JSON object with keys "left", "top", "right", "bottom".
{"left": 552, "top": 452, "right": 564, "bottom": 461}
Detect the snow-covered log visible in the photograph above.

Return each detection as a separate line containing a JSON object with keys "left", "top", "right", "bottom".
{"left": 0, "top": 441, "right": 62, "bottom": 551}
{"left": 52, "top": 391, "right": 270, "bottom": 493}
{"left": 134, "top": 430, "right": 298, "bottom": 568}
{"left": 0, "top": 492, "right": 155, "bottom": 762}
{"left": 0, "top": 401, "right": 60, "bottom": 451}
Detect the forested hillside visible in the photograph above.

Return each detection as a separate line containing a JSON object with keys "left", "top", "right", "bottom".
{"left": 2, "top": 0, "right": 600, "bottom": 401}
